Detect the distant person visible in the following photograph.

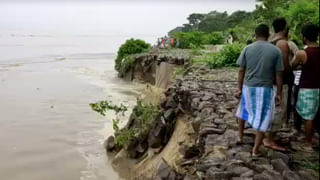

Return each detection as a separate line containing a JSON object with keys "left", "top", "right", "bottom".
{"left": 292, "top": 24, "right": 320, "bottom": 152}
{"left": 236, "top": 24, "right": 284, "bottom": 156}
{"left": 161, "top": 37, "right": 165, "bottom": 48}
{"left": 157, "top": 38, "right": 161, "bottom": 47}
{"left": 227, "top": 34, "right": 233, "bottom": 44}
{"left": 264, "top": 18, "right": 291, "bottom": 151}
{"left": 176, "top": 38, "right": 180, "bottom": 48}
{"left": 170, "top": 38, "right": 174, "bottom": 47}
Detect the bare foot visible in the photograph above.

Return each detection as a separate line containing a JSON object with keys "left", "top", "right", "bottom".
{"left": 263, "top": 139, "right": 286, "bottom": 151}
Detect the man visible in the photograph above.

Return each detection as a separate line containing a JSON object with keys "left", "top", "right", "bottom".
{"left": 264, "top": 18, "right": 291, "bottom": 151}
{"left": 292, "top": 24, "right": 319, "bottom": 152}
{"left": 236, "top": 24, "right": 283, "bottom": 156}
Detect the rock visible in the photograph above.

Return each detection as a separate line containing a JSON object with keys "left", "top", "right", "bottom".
{"left": 184, "top": 175, "right": 198, "bottom": 180}
{"left": 298, "top": 170, "right": 318, "bottom": 180}
{"left": 200, "top": 127, "right": 225, "bottom": 136}
{"left": 206, "top": 170, "right": 234, "bottom": 180}
{"left": 249, "top": 161, "right": 273, "bottom": 173}
{"left": 253, "top": 169, "right": 283, "bottom": 180}
{"left": 191, "top": 117, "right": 202, "bottom": 132}
{"left": 240, "top": 170, "right": 254, "bottom": 178}
{"left": 104, "top": 136, "right": 115, "bottom": 152}
{"left": 182, "top": 145, "right": 201, "bottom": 159}
{"left": 200, "top": 108, "right": 214, "bottom": 118}
{"left": 155, "top": 159, "right": 176, "bottom": 180}
{"left": 235, "top": 152, "right": 251, "bottom": 162}
{"left": 282, "top": 170, "right": 300, "bottom": 180}
{"left": 148, "top": 119, "right": 166, "bottom": 148}
{"left": 271, "top": 151, "right": 290, "bottom": 165}
{"left": 164, "top": 109, "right": 176, "bottom": 122}
{"left": 227, "top": 166, "right": 251, "bottom": 176}
{"left": 196, "top": 157, "right": 225, "bottom": 172}
{"left": 205, "top": 130, "right": 238, "bottom": 147}
{"left": 232, "top": 178, "right": 253, "bottom": 180}
{"left": 271, "top": 159, "right": 290, "bottom": 174}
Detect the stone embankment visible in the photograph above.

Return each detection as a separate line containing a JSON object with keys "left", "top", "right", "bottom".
{"left": 107, "top": 64, "right": 319, "bottom": 180}
{"left": 150, "top": 66, "right": 319, "bottom": 180}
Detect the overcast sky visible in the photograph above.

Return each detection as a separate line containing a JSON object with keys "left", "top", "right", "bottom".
{"left": 0, "top": 0, "right": 256, "bottom": 36}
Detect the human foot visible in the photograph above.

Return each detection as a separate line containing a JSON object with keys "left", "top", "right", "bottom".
{"left": 263, "top": 139, "right": 286, "bottom": 151}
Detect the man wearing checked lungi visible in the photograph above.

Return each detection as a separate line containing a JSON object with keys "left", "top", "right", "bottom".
{"left": 292, "top": 24, "right": 319, "bottom": 152}
{"left": 235, "top": 24, "right": 284, "bottom": 156}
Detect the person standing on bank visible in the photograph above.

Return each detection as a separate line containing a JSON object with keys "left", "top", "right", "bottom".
{"left": 236, "top": 24, "right": 284, "bottom": 156}
{"left": 292, "top": 24, "right": 320, "bottom": 152}
{"left": 264, "top": 18, "right": 291, "bottom": 151}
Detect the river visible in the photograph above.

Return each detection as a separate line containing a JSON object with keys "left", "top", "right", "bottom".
{"left": 0, "top": 2, "right": 255, "bottom": 180}
{"left": 0, "top": 35, "right": 145, "bottom": 180}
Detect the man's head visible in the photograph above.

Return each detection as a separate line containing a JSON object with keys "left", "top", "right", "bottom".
{"left": 302, "top": 24, "right": 319, "bottom": 44}
{"left": 272, "top": 18, "right": 287, "bottom": 33}
{"left": 255, "top": 24, "right": 269, "bottom": 40}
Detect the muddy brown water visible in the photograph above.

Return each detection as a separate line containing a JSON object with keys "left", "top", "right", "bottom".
{"left": 0, "top": 52, "right": 140, "bottom": 180}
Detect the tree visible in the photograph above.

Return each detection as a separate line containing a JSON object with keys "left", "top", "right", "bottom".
{"left": 187, "top": 13, "right": 205, "bottom": 28}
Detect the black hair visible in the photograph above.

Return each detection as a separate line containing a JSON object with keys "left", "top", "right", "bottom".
{"left": 285, "top": 27, "right": 289, "bottom": 37}
{"left": 255, "top": 24, "right": 269, "bottom": 38}
{"left": 272, "top": 18, "right": 287, "bottom": 33}
{"left": 302, "top": 24, "right": 319, "bottom": 42}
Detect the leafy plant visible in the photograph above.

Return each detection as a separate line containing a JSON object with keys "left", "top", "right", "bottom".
{"left": 89, "top": 100, "right": 127, "bottom": 116}
{"left": 204, "top": 43, "right": 245, "bottom": 68}
{"left": 115, "top": 39, "right": 151, "bottom": 75}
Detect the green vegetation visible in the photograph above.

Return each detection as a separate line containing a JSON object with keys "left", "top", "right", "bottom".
{"left": 89, "top": 100, "right": 127, "bottom": 116}
{"left": 114, "top": 100, "right": 160, "bottom": 147}
{"left": 115, "top": 39, "right": 151, "bottom": 77}
{"left": 90, "top": 99, "right": 160, "bottom": 147}
{"left": 169, "top": 0, "right": 319, "bottom": 46}
{"left": 193, "top": 43, "right": 245, "bottom": 68}
{"left": 172, "top": 31, "right": 224, "bottom": 49}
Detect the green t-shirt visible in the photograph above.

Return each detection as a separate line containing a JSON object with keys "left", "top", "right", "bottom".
{"left": 237, "top": 41, "right": 284, "bottom": 87}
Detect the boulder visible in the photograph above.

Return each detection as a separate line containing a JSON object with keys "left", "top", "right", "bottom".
{"left": 164, "top": 109, "right": 176, "bottom": 122}
{"left": 104, "top": 136, "right": 115, "bottom": 152}
{"left": 271, "top": 151, "right": 290, "bottom": 165}
{"left": 253, "top": 169, "right": 283, "bottom": 180}
{"left": 282, "top": 170, "right": 300, "bottom": 180}
{"left": 155, "top": 159, "right": 177, "bottom": 180}
{"left": 206, "top": 170, "right": 234, "bottom": 180}
{"left": 271, "top": 159, "right": 290, "bottom": 174}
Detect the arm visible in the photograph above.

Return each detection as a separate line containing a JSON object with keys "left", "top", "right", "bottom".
{"left": 275, "top": 71, "right": 283, "bottom": 106}
{"left": 236, "top": 67, "right": 246, "bottom": 98}
{"left": 277, "top": 40, "right": 290, "bottom": 72}
{"left": 292, "top": 50, "right": 307, "bottom": 69}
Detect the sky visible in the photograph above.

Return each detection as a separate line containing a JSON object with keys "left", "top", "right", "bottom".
{"left": 0, "top": 0, "right": 256, "bottom": 36}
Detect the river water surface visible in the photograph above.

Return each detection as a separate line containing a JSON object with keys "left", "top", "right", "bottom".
{"left": 0, "top": 2, "right": 255, "bottom": 180}
{"left": 0, "top": 35, "right": 142, "bottom": 180}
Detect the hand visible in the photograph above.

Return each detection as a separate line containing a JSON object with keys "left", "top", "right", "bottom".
{"left": 235, "top": 89, "right": 242, "bottom": 99}
{"left": 275, "top": 94, "right": 281, "bottom": 106}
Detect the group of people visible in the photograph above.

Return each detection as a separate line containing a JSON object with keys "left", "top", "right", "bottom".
{"left": 235, "top": 18, "right": 319, "bottom": 156}
{"left": 157, "top": 36, "right": 179, "bottom": 48}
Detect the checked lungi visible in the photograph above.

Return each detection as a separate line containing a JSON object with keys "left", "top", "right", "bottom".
{"left": 296, "top": 88, "right": 320, "bottom": 120}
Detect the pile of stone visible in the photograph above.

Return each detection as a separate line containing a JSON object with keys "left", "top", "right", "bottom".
{"left": 152, "top": 66, "right": 319, "bottom": 180}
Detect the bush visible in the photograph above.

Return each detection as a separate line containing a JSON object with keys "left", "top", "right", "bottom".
{"left": 114, "top": 100, "right": 160, "bottom": 147}
{"left": 115, "top": 39, "right": 151, "bottom": 74}
{"left": 205, "top": 43, "right": 245, "bottom": 68}
{"left": 206, "top": 32, "right": 225, "bottom": 45}
{"left": 173, "top": 31, "right": 207, "bottom": 49}
{"left": 173, "top": 31, "right": 225, "bottom": 49}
